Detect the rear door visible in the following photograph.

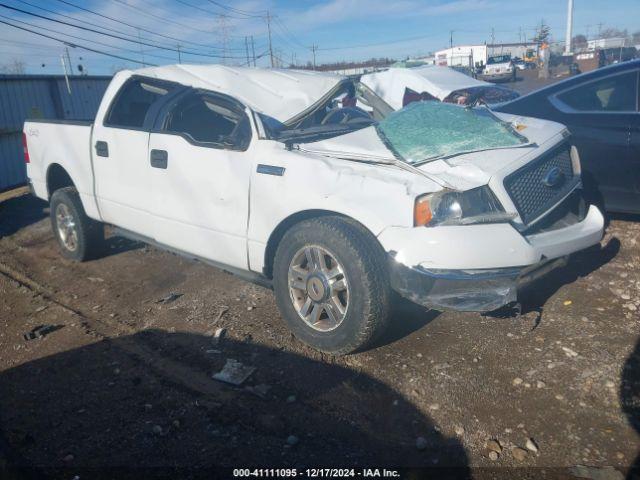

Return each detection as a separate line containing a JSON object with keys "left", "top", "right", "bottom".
{"left": 549, "top": 68, "right": 638, "bottom": 211}
{"left": 92, "top": 76, "right": 181, "bottom": 237}
{"left": 631, "top": 74, "right": 640, "bottom": 210}
{"left": 147, "top": 89, "right": 254, "bottom": 269}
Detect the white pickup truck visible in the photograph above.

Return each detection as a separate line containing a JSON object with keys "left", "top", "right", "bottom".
{"left": 24, "top": 65, "right": 604, "bottom": 354}
{"left": 482, "top": 54, "right": 516, "bottom": 82}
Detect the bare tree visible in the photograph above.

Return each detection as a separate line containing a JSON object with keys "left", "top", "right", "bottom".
{"left": 572, "top": 34, "right": 588, "bottom": 50}
{"left": 0, "top": 58, "right": 26, "bottom": 74}
{"left": 532, "top": 20, "right": 551, "bottom": 44}
{"left": 600, "top": 27, "right": 627, "bottom": 39}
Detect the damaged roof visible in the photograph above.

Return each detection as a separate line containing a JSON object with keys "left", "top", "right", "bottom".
{"left": 361, "top": 66, "right": 492, "bottom": 109}
{"left": 132, "top": 64, "right": 344, "bottom": 124}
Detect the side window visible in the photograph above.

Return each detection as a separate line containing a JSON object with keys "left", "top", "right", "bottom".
{"left": 162, "top": 92, "right": 251, "bottom": 150}
{"left": 556, "top": 71, "right": 638, "bottom": 112}
{"left": 106, "top": 79, "right": 170, "bottom": 128}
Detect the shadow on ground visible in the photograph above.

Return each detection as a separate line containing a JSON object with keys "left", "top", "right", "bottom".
{"left": 483, "top": 237, "right": 620, "bottom": 323}
{"left": 0, "top": 330, "right": 469, "bottom": 478}
{"left": 100, "top": 234, "right": 144, "bottom": 259}
{"left": 0, "top": 194, "right": 47, "bottom": 238}
{"left": 371, "top": 296, "right": 440, "bottom": 349}
{"left": 622, "top": 338, "right": 640, "bottom": 480}
{"left": 519, "top": 237, "right": 620, "bottom": 312}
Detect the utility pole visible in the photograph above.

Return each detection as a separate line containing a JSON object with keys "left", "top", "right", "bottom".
{"left": 449, "top": 30, "right": 453, "bottom": 48}
{"left": 137, "top": 28, "right": 146, "bottom": 67}
{"left": 176, "top": 44, "right": 182, "bottom": 64}
{"left": 564, "top": 0, "right": 574, "bottom": 55}
{"left": 597, "top": 22, "right": 603, "bottom": 39}
{"left": 65, "top": 47, "right": 72, "bottom": 75}
{"left": 585, "top": 24, "right": 591, "bottom": 40}
{"left": 490, "top": 27, "right": 495, "bottom": 55}
{"left": 217, "top": 15, "right": 230, "bottom": 65}
{"left": 251, "top": 36, "right": 256, "bottom": 66}
{"left": 244, "top": 36, "right": 250, "bottom": 66}
{"left": 311, "top": 44, "right": 317, "bottom": 70}
{"left": 266, "top": 11, "right": 274, "bottom": 67}
{"left": 60, "top": 54, "right": 71, "bottom": 94}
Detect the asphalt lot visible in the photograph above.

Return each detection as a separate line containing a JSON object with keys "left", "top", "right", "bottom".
{"left": 1, "top": 69, "right": 639, "bottom": 478}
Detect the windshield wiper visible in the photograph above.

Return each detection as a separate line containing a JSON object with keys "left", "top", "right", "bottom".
{"left": 278, "top": 123, "right": 370, "bottom": 145}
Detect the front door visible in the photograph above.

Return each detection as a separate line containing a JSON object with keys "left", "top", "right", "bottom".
{"left": 551, "top": 69, "right": 638, "bottom": 211}
{"left": 147, "top": 89, "right": 254, "bottom": 269}
{"left": 93, "top": 77, "right": 179, "bottom": 237}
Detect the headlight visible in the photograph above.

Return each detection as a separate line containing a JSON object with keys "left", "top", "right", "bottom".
{"left": 414, "top": 186, "right": 516, "bottom": 227}
{"left": 570, "top": 145, "right": 581, "bottom": 175}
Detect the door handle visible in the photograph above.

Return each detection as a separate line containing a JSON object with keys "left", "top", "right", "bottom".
{"left": 150, "top": 149, "right": 168, "bottom": 169}
{"left": 95, "top": 141, "right": 109, "bottom": 157}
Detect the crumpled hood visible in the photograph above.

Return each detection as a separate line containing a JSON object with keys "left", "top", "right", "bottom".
{"left": 293, "top": 112, "right": 567, "bottom": 191}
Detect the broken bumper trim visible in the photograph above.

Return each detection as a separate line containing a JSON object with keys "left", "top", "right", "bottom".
{"left": 389, "top": 255, "right": 568, "bottom": 312}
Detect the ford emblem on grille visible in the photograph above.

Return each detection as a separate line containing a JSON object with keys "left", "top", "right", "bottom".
{"left": 542, "top": 167, "right": 565, "bottom": 188}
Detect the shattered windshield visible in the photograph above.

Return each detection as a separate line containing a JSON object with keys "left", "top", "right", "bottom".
{"left": 376, "top": 101, "right": 527, "bottom": 164}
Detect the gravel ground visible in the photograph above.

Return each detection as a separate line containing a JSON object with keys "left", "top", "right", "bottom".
{"left": 508, "top": 68, "right": 572, "bottom": 95}
{"left": 0, "top": 185, "right": 639, "bottom": 478}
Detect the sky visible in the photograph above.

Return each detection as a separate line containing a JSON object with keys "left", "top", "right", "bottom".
{"left": 0, "top": 0, "right": 638, "bottom": 75}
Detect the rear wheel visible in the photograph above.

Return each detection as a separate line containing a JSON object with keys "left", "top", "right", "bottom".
{"left": 273, "top": 216, "right": 392, "bottom": 354}
{"left": 50, "top": 187, "right": 104, "bottom": 261}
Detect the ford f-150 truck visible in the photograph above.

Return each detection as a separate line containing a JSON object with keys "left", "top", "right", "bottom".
{"left": 24, "top": 65, "right": 605, "bottom": 354}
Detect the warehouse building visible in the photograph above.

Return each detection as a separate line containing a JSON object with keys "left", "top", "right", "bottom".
{"left": 0, "top": 74, "right": 110, "bottom": 192}
{"left": 435, "top": 42, "right": 540, "bottom": 68}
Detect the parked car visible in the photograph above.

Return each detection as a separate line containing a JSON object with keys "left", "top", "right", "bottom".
{"left": 482, "top": 54, "right": 516, "bottom": 82}
{"left": 512, "top": 57, "right": 527, "bottom": 71}
{"left": 360, "top": 65, "right": 520, "bottom": 110}
{"left": 24, "top": 65, "right": 604, "bottom": 354}
{"left": 495, "top": 59, "right": 640, "bottom": 213}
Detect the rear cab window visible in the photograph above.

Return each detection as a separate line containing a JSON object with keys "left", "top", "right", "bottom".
{"left": 105, "top": 78, "right": 175, "bottom": 129}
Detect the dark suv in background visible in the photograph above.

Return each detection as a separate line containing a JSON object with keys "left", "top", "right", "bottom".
{"left": 495, "top": 59, "right": 640, "bottom": 214}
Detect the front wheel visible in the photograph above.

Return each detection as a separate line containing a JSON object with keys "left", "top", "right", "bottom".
{"left": 272, "top": 217, "right": 392, "bottom": 354}
{"left": 50, "top": 187, "right": 104, "bottom": 261}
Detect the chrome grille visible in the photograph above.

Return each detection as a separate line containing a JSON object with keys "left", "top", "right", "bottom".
{"left": 504, "top": 143, "right": 578, "bottom": 225}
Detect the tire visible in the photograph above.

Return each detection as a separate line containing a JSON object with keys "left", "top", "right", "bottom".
{"left": 50, "top": 187, "right": 104, "bottom": 261}
{"left": 272, "top": 216, "right": 392, "bottom": 354}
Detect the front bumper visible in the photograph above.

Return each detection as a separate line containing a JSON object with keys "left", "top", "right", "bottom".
{"left": 481, "top": 71, "right": 514, "bottom": 82}
{"left": 389, "top": 256, "right": 568, "bottom": 312}
{"left": 381, "top": 204, "right": 605, "bottom": 312}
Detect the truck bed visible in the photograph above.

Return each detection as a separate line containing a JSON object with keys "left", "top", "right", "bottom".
{"left": 24, "top": 119, "right": 98, "bottom": 218}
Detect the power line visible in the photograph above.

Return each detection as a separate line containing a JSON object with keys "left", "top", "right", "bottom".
{"left": 52, "top": 0, "right": 237, "bottom": 51}
{"left": 0, "top": 12, "right": 180, "bottom": 62}
{"left": 272, "top": 16, "right": 308, "bottom": 50}
{"left": 13, "top": 0, "right": 217, "bottom": 53}
{"left": 0, "top": 17, "right": 156, "bottom": 65}
{"left": 317, "top": 31, "right": 443, "bottom": 51}
{"left": 108, "top": 0, "right": 222, "bottom": 37}
{"left": 0, "top": 3, "right": 248, "bottom": 59}
{"left": 172, "top": 0, "right": 264, "bottom": 20}
{"left": 203, "top": 0, "right": 266, "bottom": 18}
